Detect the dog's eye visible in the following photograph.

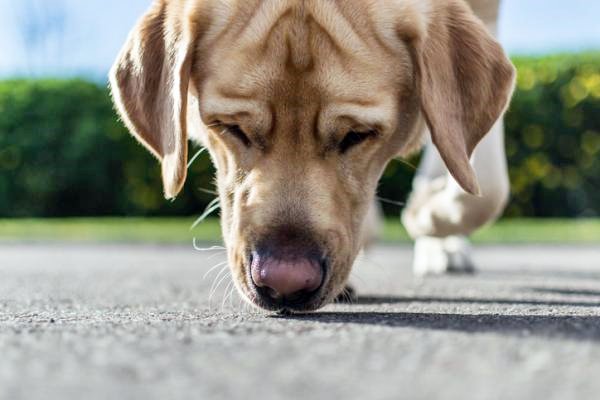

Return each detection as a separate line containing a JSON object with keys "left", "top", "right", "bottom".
{"left": 223, "top": 124, "right": 252, "bottom": 147}
{"left": 339, "top": 130, "right": 377, "bottom": 153}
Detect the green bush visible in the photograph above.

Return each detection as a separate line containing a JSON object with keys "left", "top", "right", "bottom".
{"left": 378, "top": 53, "right": 600, "bottom": 218}
{"left": 0, "top": 52, "right": 598, "bottom": 218}
{"left": 0, "top": 79, "right": 215, "bottom": 217}
{"left": 503, "top": 53, "right": 600, "bottom": 217}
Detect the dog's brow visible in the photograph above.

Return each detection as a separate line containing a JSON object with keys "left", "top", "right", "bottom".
{"left": 216, "top": 86, "right": 256, "bottom": 100}
{"left": 201, "top": 84, "right": 269, "bottom": 121}
{"left": 202, "top": 98, "right": 255, "bottom": 117}
{"left": 335, "top": 98, "right": 381, "bottom": 107}
{"left": 323, "top": 100, "right": 395, "bottom": 131}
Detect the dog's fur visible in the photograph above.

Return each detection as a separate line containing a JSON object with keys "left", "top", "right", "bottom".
{"left": 111, "top": 0, "right": 515, "bottom": 311}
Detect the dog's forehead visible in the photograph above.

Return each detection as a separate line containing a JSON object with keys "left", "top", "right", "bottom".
{"left": 203, "top": 0, "right": 366, "bottom": 45}
{"left": 198, "top": 0, "right": 430, "bottom": 49}
{"left": 196, "top": 0, "right": 420, "bottom": 125}
{"left": 202, "top": 0, "right": 378, "bottom": 81}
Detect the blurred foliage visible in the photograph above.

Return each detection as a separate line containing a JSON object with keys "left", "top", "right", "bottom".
{"left": 380, "top": 53, "right": 600, "bottom": 218}
{"left": 503, "top": 53, "right": 600, "bottom": 217}
{"left": 0, "top": 52, "right": 599, "bottom": 218}
{"left": 0, "top": 79, "right": 215, "bottom": 217}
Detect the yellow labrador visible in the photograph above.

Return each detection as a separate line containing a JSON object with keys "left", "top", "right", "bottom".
{"left": 110, "top": 0, "right": 515, "bottom": 312}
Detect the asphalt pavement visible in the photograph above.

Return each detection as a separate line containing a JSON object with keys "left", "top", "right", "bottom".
{"left": 1, "top": 243, "right": 600, "bottom": 400}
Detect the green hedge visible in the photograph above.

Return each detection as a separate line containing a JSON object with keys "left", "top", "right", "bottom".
{"left": 0, "top": 80, "right": 215, "bottom": 217}
{"left": 0, "top": 53, "right": 599, "bottom": 218}
{"left": 378, "top": 53, "right": 600, "bottom": 218}
{"left": 503, "top": 53, "right": 600, "bottom": 217}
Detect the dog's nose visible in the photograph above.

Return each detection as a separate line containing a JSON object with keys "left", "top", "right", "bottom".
{"left": 251, "top": 254, "right": 323, "bottom": 300}
{"left": 249, "top": 226, "right": 327, "bottom": 308}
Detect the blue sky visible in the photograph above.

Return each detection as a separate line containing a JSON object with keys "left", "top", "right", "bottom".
{"left": 0, "top": 0, "right": 599, "bottom": 78}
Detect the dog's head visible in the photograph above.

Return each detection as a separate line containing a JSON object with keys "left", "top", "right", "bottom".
{"left": 110, "top": 0, "right": 514, "bottom": 312}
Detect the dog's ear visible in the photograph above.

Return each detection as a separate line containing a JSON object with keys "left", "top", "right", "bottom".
{"left": 411, "top": 0, "right": 515, "bottom": 195}
{"left": 110, "top": 1, "right": 197, "bottom": 199}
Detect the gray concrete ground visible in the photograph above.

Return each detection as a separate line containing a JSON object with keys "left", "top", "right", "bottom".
{"left": 1, "top": 243, "right": 600, "bottom": 400}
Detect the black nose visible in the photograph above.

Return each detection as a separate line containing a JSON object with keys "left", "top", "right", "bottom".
{"left": 249, "top": 226, "right": 327, "bottom": 310}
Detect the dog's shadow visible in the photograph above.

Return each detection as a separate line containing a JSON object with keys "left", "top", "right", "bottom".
{"left": 274, "top": 293, "right": 600, "bottom": 341}
{"left": 350, "top": 294, "right": 600, "bottom": 308}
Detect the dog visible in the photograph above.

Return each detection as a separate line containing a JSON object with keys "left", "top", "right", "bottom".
{"left": 110, "top": 0, "right": 515, "bottom": 312}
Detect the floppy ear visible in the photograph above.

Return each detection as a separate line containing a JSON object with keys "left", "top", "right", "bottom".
{"left": 413, "top": 0, "right": 515, "bottom": 195}
{"left": 110, "top": 1, "right": 196, "bottom": 199}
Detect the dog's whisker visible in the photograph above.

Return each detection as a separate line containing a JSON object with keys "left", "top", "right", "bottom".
{"left": 231, "top": 283, "right": 243, "bottom": 308}
{"left": 234, "top": 290, "right": 246, "bottom": 313}
{"left": 353, "top": 253, "right": 388, "bottom": 286}
{"left": 221, "top": 281, "right": 235, "bottom": 311}
{"left": 236, "top": 290, "right": 247, "bottom": 313}
{"left": 356, "top": 252, "right": 385, "bottom": 271}
{"left": 198, "top": 187, "right": 218, "bottom": 196}
{"left": 193, "top": 239, "right": 226, "bottom": 252}
{"left": 206, "top": 264, "right": 227, "bottom": 312}
{"left": 349, "top": 272, "right": 367, "bottom": 287}
{"left": 187, "top": 147, "right": 207, "bottom": 169}
{"left": 206, "top": 251, "right": 226, "bottom": 261}
{"left": 342, "top": 287, "right": 355, "bottom": 305}
{"left": 376, "top": 196, "right": 406, "bottom": 207}
{"left": 226, "top": 286, "right": 236, "bottom": 310}
{"left": 336, "top": 287, "right": 350, "bottom": 305}
{"left": 191, "top": 198, "right": 221, "bottom": 230}
{"left": 232, "top": 288, "right": 250, "bottom": 314}
{"left": 240, "top": 298, "right": 252, "bottom": 314}
{"left": 219, "top": 281, "right": 232, "bottom": 311}
{"left": 199, "top": 196, "right": 220, "bottom": 213}
{"left": 391, "top": 157, "right": 418, "bottom": 171}
{"left": 209, "top": 270, "right": 232, "bottom": 307}
{"left": 209, "top": 263, "right": 229, "bottom": 287}
{"left": 202, "top": 261, "right": 228, "bottom": 280}
{"left": 208, "top": 264, "right": 229, "bottom": 292}
{"left": 207, "top": 266, "right": 229, "bottom": 310}
{"left": 357, "top": 253, "right": 394, "bottom": 284}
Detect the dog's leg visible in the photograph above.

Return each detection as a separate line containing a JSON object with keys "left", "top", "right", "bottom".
{"left": 403, "top": 2, "right": 507, "bottom": 276}
{"left": 404, "top": 120, "right": 510, "bottom": 239}
{"left": 404, "top": 120, "right": 509, "bottom": 275}
{"left": 413, "top": 236, "right": 476, "bottom": 277}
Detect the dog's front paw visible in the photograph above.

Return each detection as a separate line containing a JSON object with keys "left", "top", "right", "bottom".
{"left": 412, "top": 236, "right": 475, "bottom": 277}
